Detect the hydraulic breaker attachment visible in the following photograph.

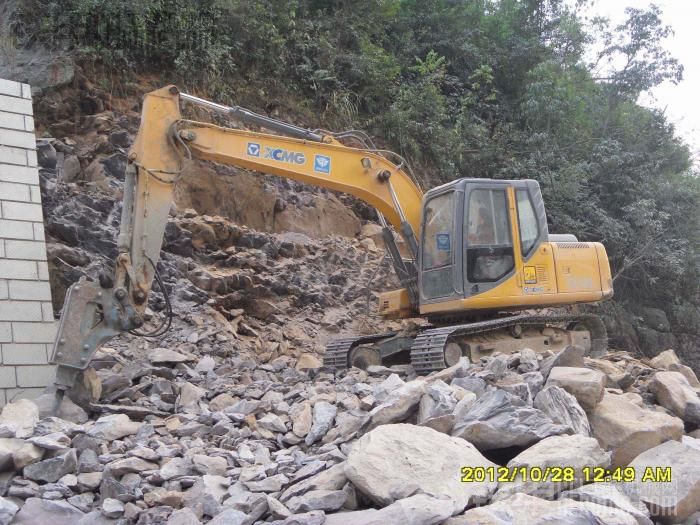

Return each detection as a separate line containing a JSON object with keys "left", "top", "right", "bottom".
{"left": 49, "top": 277, "right": 141, "bottom": 413}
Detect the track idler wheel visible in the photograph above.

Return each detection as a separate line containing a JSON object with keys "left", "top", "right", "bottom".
{"left": 349, "top": 345, "right": 382, "bottom": 370}
{"left": 443, "top": 342, "right": 463, "bottom": 367}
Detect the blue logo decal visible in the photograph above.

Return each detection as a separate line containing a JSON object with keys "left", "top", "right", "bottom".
{"left": 436, "top": 233, "right": 451, "bottom": 251}
{"left": 314, "top": 154, "right": 331, "bottom": 174}
{"left": 247, "top": 143, "right": 260, "bottom": 157}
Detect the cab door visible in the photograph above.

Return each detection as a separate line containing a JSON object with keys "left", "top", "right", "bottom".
{"left": 463, "top": 183, "right": 516, "bottom": 296}
{"left": 419, "top": 189, "right": 464, "bottom": 302}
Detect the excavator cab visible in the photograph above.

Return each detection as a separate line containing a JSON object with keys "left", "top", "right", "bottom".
{"left": 414, "top": 178, "right": 613, "bottom": 320}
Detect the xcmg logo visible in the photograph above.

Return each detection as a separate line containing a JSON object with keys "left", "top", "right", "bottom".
{"left": 247, "top": 142, "right": 306, "bottom": 165}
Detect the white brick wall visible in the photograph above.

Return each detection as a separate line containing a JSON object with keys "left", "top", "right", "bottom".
{"left": 0, "top": 78, "right": 55, "bottom": 403}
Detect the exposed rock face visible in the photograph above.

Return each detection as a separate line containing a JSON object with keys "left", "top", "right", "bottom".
{"left": 445, "top": 492, "right": 639, "bottom": 524}
{"left": 588, "top": 392, "right": 684, "bottom": 467}
{"left": 649, "top": 371, "right": 700, "bottom": 425}
{"left": 345, "top": 424, "right": 497, "bottom": 514}
{"left": 451, "top": 389, "right": 567, "bottom": 450}
{"left": 621, "top": 439, "right": 700, "bottom": 524}
{"left": 493, "top": 434, "right": 610, "bottom": 500}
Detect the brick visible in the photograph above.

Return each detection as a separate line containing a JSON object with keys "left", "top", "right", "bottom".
{"left": 0, "top": 366, "right": 16, "bottom": 388}
{"left": 0, "top": 322, "right": 11, "bottom": 342}
{"left": 0, "top": 280, "right": 7, "bottom": 299}
{"left": 30, "top": 185, "right": 41, "bottom": 204}
{"left": 0, "top": 201, "right": 43, "bottom": 221}
{"left": 0, "top": 241, "right": 3, "bottom": 258}
{"left": 24, "top": 116, "right": 34, "bottom": 133}
{"left": 41, "top": 302, "right": 54, "bottom": 321}
{"left": 8, "top": 280, "right": 51, "bottom": 300}
{"left": 2, "top": 343, "right": 49, "bottom": 364}
{"left": 0, "top": 260, "right": 38, "bottom": 280}
{"left": 0, "top": 95, "right": 33, "bottom": 115}
{"left": 15, "top": 365, "right": 55, "bottom": 387}
{"left": 0, "top": 390, "right": 6, "bottom": 406}
{"left": 5, "top": 387, "right": 43, "bottom": 402}
{"left": 0, "top": 145, "right": 28, "bottom": 166}
{"left": 0, "top": 181, "right": 30, "bottom": 202}
{"left": 37, "top": 261, "right": 49, "bottom": 281}
{"left": 26, "top": 150, "right": 37, "bottom": 167}
{"left": 13, "top": 321, "right": 55, "bottom": 344}
{"left": 0, "top": 111, "right": 26, "bottom": 131}
{"left": 0, "top": 219, "right": 34, "bottom": 239}
{"left": 11, "top": 322, "right": 57, "bottom": 343}
{"left": 0, "top": 301, "right": 42, "bottom": 321}
{"left": 0, "top": 164, "right": 38, "bottom": 184}
{"left": 21, "top": 84, "right": 31, "bottom": 100}
{"left": 0, "top": 128, "right": 36, "bottom": 149}
{"left": 0, "top": 80, "right": 21, "bottom": 97}
{"left": 4, "top": 240, "right": 46, "bottom": 260}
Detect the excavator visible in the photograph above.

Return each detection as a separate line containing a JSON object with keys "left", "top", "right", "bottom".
{"left": 49, "top": 85, "right": 613, "bottom": 408}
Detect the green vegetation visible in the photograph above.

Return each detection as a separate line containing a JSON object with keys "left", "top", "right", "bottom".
{"left": 15, "top": 0, "right": 700, "bottom": 310}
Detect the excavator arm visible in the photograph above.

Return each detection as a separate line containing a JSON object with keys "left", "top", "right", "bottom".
{"left": 49, "top": 85, "right": 424, "bottom": 404}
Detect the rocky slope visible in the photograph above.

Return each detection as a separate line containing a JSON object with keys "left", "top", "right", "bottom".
{"left": 0, "top": 76, "right": 698, "bottom": 524}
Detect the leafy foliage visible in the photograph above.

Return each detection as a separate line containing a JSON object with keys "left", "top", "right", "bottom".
{"left": 17, "top": 0, "right": 700, "bottom": 308}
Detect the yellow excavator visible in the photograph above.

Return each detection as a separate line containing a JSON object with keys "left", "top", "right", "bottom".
{"left": 49, "top": 86, "right": 613, "bottom": 407}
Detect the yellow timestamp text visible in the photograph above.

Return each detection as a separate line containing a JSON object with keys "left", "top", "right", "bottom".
{"left": 460, "top": 466, "right": 672, "bottom": 483}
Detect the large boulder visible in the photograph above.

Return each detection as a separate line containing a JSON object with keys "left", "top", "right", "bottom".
{"left": 561, "top": 483, "right": 653, "bottom": 525}
{"left": 323, "top": 494, "right": 453, "bottom": 525}
{"left": 445, "top": 492, "right": 638, "bottom": 524}
{"left": 0, "top": 399, "right": 39, "bottom": 438}
{"left": 493, "top": 434, "right": 610, "bottom": 500}
{"left": 451, "top": 389, "right": 567, "bottom": 450}
{"left": 11, "top": 497, "right": 85, "bottom": 525}
{"left": 649, "top": 371, "right": 700, "bottom": 425}
{"left": 345, "top": 423, "right": 497, "bottom": 514}
{"left": 620, "top": 439, "right": 700, "bottom": 524}
{"left": 533, "top": 385, "right": 591, "bottom": 436}
{"left": 545, "top": 366, "right": 605, "bottom": 410}
{"left": 588, "top": 393, "right": 684, "bottom": 467}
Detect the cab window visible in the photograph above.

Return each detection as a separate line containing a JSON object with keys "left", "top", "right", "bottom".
{"left": 465, "top": 189, "right": 514, "bottom": 283}
{"left": 516, "top": 189, "right": 539, "bottom": 256}
{"left": 422, "top": 192, "right": 455, "bottom": 298}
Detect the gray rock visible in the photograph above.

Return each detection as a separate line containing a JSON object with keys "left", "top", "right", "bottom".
{"left": 208, "top": 508, "right": 249, "bottom": 525}
{"left": 560, "top": 483, "right": 653, "bottom": 525}
{"left": 446, "top": 492, "right": 637, "bottom": 524}
{"left": 522, "top": 371, "right": 545, "bottom": 399}
{"left": 106, "top": 456, "right": 158, "bottom": 476}
{"left": 493, "top": 434, "right": 610, "bottom": 500}
{"left": 533, "top": 385, "right": 591, "bottom": 435}
{"left": 345, "top": 423, "right": 497, "bottom": 514}
{"left": 224, "top": 483, "right": 267, "bottom": 520}
{"left": 101, "top": 497, "right": 124, "bottom": 518}
{"left": 11, "top": 497, "right": 85, "bottom": 525}
{"left": 161, "top": 457, "right": 193, "bottom": 480}
{"left": 545, "top": 366, "right": 605, "bottom": 410}
{"left": 0, "top": 399, "right": 39, "bottom": 438}
{"left": 0, "top": 496, "right": 19, "bottom": 525}
{"left": 589, "top": 392, "right": 684, "bottom": 468}
{"left": 451, "top": 389, "right": 567, "bottom": 450}
{"left": 87, "top": 414, "right": 141, "bottom": 440}
{"left": 27, "top": 432, "right": 71, "bottom": 450}
{"left": 192, "top": 454, "right": 227, "bottom": 476}
{"left": 305, "top": 402, "right": 337, "bottom": 445}
{"left": 280, "top": 463, "right": 347, "bottom": 502}
{"left": 34, "top": 394, "right": 88, "bottom": 424}
{"left": 244, "top": 473, "right": 288, "bottom": 492}
{"left": 0, "top": 438, "right": 43, "bottom": 470}
{"left": 167, "top": 507, "right": 202, "bottom": 525}
{"left": 149, "top": 348, "right": 194, "bottom": 364}
{"left": 417, "top": 380, "right": 457, "bottom": 434}
{"left": 540, "top": 345, "right": 585, "bottom": 378}
{"left": 23, "top": 448, "right": 77, "bottom": 483}
{"left": 78, "top": 449, "right": 101, "bottom": 473}
{"left": 451, "top": 377, "right": 487, "bottom": 397}
{"left": 280, "top": 511, "right": 325, "bottom": 525}
{"left": 286, "top": 489, "right": 346, "bottom": 513}
{"left": 650, "top": 371, "right": 700, "bottom": 425}
{"left": 620, "top": 439, "right": 700, "bottom": 523}
{"left": 324, "top": 494, "right": 453, "bottom": 525}
{"left": 290, "top": 402, "right": 313, "bottom": 437}
{"left": 179, "top": 382, "right": 206, "bottom": 409}
{"left": 517, "top": 348, "right": 540, "bottom": 373}
{"left": 369, "top": 380, "right": 426, "bottom": 428}
{"left": 258, "top": 413, "right": 288, "bottom": 433}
